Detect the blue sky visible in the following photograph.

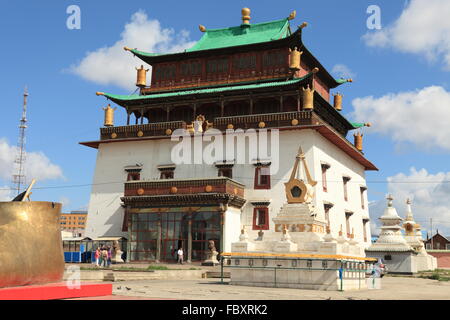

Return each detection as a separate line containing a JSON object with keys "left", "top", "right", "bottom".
{"left": 1, "top": 0, "right": 449, "bottom": 234}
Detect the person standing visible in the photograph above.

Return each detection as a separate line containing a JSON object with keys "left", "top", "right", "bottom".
{"left": 101, "top": 247, "right": 108, "bottom": 268}
{"left": 177, "top": 247, "right": 184, "bottom": 264}
{"left": 94, "top": 247, "right": 100, "bottom": 267}
{"left": 107, "top": 246, "right": 112, "bottom": 267}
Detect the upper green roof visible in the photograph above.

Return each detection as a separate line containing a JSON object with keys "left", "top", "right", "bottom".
{"left": 128, "top": 18, "right": 291, "bottom": 58}
{"left": 187, "top": 18, "right": 291, "bottom": 52}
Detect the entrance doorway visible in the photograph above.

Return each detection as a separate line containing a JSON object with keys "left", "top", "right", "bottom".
{"left": 129, "top": 209, "right": 221, "bottom": 262}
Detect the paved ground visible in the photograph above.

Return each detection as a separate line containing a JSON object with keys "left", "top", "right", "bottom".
{"left": 108, "top": 277, "right": 450, "bottom": 300}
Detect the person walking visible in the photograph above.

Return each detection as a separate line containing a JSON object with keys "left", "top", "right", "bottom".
{"left": 177, "top": 247, "right": 184, "bottom": 264}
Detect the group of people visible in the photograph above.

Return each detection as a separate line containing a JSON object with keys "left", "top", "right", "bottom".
{"left": 94, "top": 246, "right": 112, "bottom": 268}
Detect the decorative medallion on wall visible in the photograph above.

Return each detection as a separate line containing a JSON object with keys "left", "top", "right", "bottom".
{"left": 170, "top": 186, "right": 178, "bottom": 194}
{"left": 258, "top": 121, "right": 266, "bottom": 128}
{"left": 291, "top": 119, "right": 299, "bottom": 126}
{"left": 165, "top": 129, "right": 172, "bottom": 135}
{"left": 227, "top": 124, "right": 234, "bottom": 129}
{"left": 137, "top": 188, "right": 145, "bottom": 196}
{"left": 111, "top": 132, "right": 117, "bottom": 139}
{"left": 137, "top": 130, "right": 144, "bottom": 137}
{"left": 205, "top": 185, "right": 213, "bottom": 192}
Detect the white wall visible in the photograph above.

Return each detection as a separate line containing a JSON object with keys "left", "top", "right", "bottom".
{"left": 85, "top": 129, "right": 374, "bottom": 248}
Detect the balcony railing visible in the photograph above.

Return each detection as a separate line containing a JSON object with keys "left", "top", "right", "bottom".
{"left": 100, "top": 121, "right": 186, "bottom": 140}
{"left": 100, "top": 111, "right": 315, "bottom": 141}
{"left": 124, "top": 177, "right": 245, "bottom": 198}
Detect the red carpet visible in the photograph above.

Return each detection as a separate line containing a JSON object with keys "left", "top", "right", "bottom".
{"left": 0, "top": 282, "right": 112, "bottom": 300}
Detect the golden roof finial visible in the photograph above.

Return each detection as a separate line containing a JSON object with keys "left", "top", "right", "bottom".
{"left": 242, "top": 7, "right": 251, "bottom": 25}
{"left": 96, "top": 92, "right": 105, "bottom": 96}
{"left": 288, "top": 10, "right": 296, "bottom": 20}
{"left": 199, "top": 24, "right": 206, "bottom": 32}
{"left": 124, "top": 46, "right": 132, "bottom": 51}
{"left": 299, "top": 22, "right": 308, "bottom": 29}
{"left": 312, "top": 67, "right": 319, "bottom": 73}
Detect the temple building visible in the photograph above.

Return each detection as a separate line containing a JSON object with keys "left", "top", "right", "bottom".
{"left": 81, "top": 8, "right": 377, "bottom": 263}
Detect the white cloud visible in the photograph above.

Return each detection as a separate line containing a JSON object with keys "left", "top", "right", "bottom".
{"left": 0, "top": 138, "right": 64, "bottom": 184}
{"left": 369, "top": 168, "right": 450, "bottom": 236}
{"left": 331, "top": 64, "right": 356, "bottom": 79}
{"left": 69, "top": 10, "right": 196, "bottom": 91}
{"left": 362, "top": 0, "right": 450, "bottom": 70}
{"left": 60, "top": 196, "right": 71, "bottom": 209}
{"left": 351, "top": 85, "right": 450, "bottom": 151}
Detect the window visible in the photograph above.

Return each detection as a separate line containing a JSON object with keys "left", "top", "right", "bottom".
{"left": 158, "top": 165, "right": 175, "bottom": 180}
{"left": 262, "top": 51, "right": 285, "bottom": 67}
{"left": 323, "top": 203, "right": 333, "bottom": 228}
{"left": 446, "top": 244, "right": 450, "bottom": 250}
{"left": 233, "top": 55, "right": 256, "bottom": 71}
{"left": 207, "top": 58, "right": 229, "bottom": 74}
{"left": 384, "top": 255, "right": 392, "bottom": 261}
{"left": 160, "top": 170, "right": 174, "bottom": 179}
{"left": 254, "top": 166, "right": 271, "bottom": 189}
{"left": 154, "top": 64, "right": 177, "bottom": 81}
{"left": 426, "top": 243, "right": 432, "bottom": 250}
{"left": 321, "top": 163, "right": 330, "bottom": 192}
{"left": 218, "top": 167, "right": 232, "bottom": 179}
{"left": 345, "top": 211, "right": 353, "bottom": 238}
{"left": 127, "top": 172, "right": 140, "bottom": 181}
{"left": 343, "top": 176, "right": 351, "bottom": 201}
{"left": 253, "top": 207, "right": 269, "bottom": 230}
{"left": 180, "top": 61, "right": 202, "bottom": 77}
{"left": 360, "top": 186, "right": 367, "bottom": 209}
{"left": 362, "top": 219, "right": 369, "bottom": 242}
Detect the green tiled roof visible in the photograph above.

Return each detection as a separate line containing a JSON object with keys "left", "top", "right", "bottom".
{"left": 100, "top": 75, "right": 310, "bottom": 103}
{"left": 129, "top": 18, "right": 291, "bottom": 58}
{"left": 351, "top": 122, "right": 366, "bottom": 129}
{"left": 188, "top": 18, "right": 290, "bottom": 52}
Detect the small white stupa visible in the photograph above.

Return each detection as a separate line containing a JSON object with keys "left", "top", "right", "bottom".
{"left": 402, "top": 199, "right": 437, "bottom": 271}
{"left": 403, "top": 199, "right": 424, "bottom": 250}
{"left": 366, "top": 195, "right": 436, "bottom": 274}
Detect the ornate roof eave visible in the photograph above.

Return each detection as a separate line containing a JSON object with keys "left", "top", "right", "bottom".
{"left": 96, "top": 73, "right": 314, "bottom": 108}
{"left": 125, "top": 24, "right": 297, "bottom": 64}
{"left": 314, "top": 91, "right": 356, "bottom": 133}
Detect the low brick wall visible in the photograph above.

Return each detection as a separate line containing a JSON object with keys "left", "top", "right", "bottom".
{"left": 427, "top": 251, "right": 450, "bottom": 268}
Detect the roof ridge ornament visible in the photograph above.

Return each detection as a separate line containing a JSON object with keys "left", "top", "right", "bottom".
{"left": 199, "top": 25, "right": 206, "bottom": 32}
{"left": 288, "top": 10, "right": 296, "bottom": 21}
{"left": 298, "top": 22, "right": 308, "bottom": 29}
{"left": 241, "top": 7, "right": 251, "bottom": 25}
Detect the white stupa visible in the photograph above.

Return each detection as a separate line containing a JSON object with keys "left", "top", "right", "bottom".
{"left": 402, "top": 199, "right": 424, "bottom": 250}
{"left": 367, "top": 195, "right": 412, "bottom": 252}
{"left": 366, "top": 195, "right": 437, "bottom": 274}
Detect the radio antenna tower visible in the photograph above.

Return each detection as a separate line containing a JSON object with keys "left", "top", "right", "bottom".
{"left": 12, "top": 87, "right": 29, "bottom": 195}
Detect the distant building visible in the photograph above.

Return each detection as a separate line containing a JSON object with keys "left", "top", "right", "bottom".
{"left": 424, "top": 231, "right": 450, "bottom": 250}
{"left": 60, "top": 211, "right": 88, "bottom": 237}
